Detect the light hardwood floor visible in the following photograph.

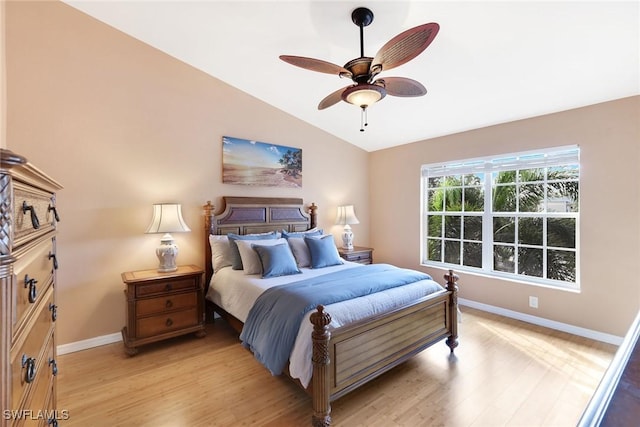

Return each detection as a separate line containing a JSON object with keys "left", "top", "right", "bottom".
{"left": 57, "top": 308, "right": 616, "bottom": 426}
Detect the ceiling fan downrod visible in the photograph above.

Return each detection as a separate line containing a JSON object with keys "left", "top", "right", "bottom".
{"left": 351, "top": 7, "right": 374, "bottom": 58}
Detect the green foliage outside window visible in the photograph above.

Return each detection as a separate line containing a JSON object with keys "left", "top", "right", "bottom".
{"left": 424, "top": 161, "right": 579, "bottom": 287}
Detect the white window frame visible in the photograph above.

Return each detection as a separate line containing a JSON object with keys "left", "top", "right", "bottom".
{"left": 420, "top": 146, "right": 580, "bottom": 290}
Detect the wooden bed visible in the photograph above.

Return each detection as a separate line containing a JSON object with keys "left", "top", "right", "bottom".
{"left": 203, "top": 196, "right": 459, "bottom": 426}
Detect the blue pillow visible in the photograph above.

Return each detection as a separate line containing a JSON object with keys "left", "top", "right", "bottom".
{"left": 228, "top": 232, "right": 279, "bottom": 270}
{"left": 281, "top": 229, "right": 323, "bottom": 238}
{"left": 304, "top": 235, "right": 344, "bottom": 269}
{"left": 252, "top": 243, "right": 302, "bottom": 278}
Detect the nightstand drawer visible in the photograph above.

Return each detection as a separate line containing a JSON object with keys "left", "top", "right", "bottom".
{"left": 135, "top": 278, "right": 196, "bottom": 298}
{"left": 137, "top": 308, "right": 199, "bottom": 338}
{"left": 136, "top": 292, "right": 197, "bottom": 316}
{"left": 342, "top": 253, "right": 371, "bottom": 263}
{"left": 339, "top": 246, "right": 373, "bottom": 265}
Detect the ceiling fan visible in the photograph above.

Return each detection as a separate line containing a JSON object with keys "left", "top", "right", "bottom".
{"left": 280, "top": 7, "right": 439, "bottom": 131}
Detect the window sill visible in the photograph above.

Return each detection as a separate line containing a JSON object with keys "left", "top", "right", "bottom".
{"left": 421, "top": 262, "right": 581, "bottom": 293}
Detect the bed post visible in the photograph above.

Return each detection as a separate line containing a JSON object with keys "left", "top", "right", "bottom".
{"left": 310, "top": 305, "right": 332, "bottom": 427}
{"left": 203, "top": 201, "right": 215, "bottom": 297}
{"left": 308, "top": 202, "right": 318, "bottom": 230}
{"left": 444, "top": 269, "right": 459, "bottom": 353}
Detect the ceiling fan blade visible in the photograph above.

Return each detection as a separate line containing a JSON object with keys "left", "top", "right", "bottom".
{"left": 371, "top": 23, "right": 439, "bottom": 74}
{"left": 376, "top": 77, "right": 427, "bottom": 97}
{"left": 280, "top": 55, "right": 352, "bottom": 78}
{"left": 318, "top": 86, "right": 350, "bottom": 110}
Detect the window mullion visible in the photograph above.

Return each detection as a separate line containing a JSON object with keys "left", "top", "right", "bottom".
{"left": 482, "top": 172, "right": 493, "bottom": 272}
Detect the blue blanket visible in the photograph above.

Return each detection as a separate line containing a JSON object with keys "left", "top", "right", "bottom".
{"left": 239, "top": 264, "right": 432, "bottom": 375}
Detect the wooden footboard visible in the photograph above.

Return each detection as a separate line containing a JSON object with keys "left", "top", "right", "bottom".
{"left": 310, "top": 270, "right": 459, "bottom": 427}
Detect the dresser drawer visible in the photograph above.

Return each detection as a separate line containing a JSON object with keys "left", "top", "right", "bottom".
{"left": 10, "top": 288, "right": 55, "bottom": 411}
{"left": 18, "top": 332, "right": 56, "bottom": 427}
{"left": 136, "top": 308, "right": 199, "bottom": 338}
{"left": 12, "top": 238, "right": 55, "bottom": 340}
{"left": 136, "top": 292, "right": 197, "bottom": 316}
{"left": 13, "top": 182, "right": 58, "bottom": 249}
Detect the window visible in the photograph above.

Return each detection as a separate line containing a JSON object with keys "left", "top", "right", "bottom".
{"left": 421, "top": 146, "right": 579, "bottom": 289}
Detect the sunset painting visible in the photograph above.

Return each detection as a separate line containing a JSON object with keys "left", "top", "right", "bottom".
{"left": 222, "top": 136, "right": 302, "bottom": 188}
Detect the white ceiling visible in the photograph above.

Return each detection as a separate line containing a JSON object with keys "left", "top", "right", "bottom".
{"left": 64, "top": 1, "right": 639, "bottom": 152}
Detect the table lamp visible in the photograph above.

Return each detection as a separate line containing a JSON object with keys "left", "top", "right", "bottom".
{"left": 146, "top": 203, "right": 191, "bottom": 272}
{"left": 335, "top": 205, "right": 360, "bottom": 250}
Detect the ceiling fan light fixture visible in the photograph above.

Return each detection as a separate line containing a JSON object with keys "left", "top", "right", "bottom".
{"left": 342, "top": 84, "right": 387, "bottom": 108}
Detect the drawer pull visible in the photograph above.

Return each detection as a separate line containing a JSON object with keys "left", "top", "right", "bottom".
{"left": 24, "top": 274, "right": 38, "bottom": 303}
{"left": 166, "top": 318, "right": 174, "bottom": 327}
{"left": 21, "top": 354, "right": 37, "bottom": 383}
{"left": 49, "top": 252, "right": 59, "bottom": 270}
{"left": 49, "top": 358, "right": 58, "bottom": 376}
{"left": 164, "top": 284, "right": 173, "bottom": 291}
{"left": 49, "top": 303, "right": 58, "bottom": 321}
{"left": 22, "top": 201, "right": 40, "bottom": 229}
{"left": 165, "top": 299, "right": 173, "bottom": 308}
{"left": 48, "top": 204, "right": 60, "bottom": 222}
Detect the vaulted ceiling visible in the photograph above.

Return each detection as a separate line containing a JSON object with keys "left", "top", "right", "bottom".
{"left": 64, "top": 1, "right": 639, "bottom": 152}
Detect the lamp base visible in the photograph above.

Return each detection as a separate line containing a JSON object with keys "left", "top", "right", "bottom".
{"left": 156, "top": 233, "right": 178, "bottom": 273}
{"left": 342, "top": 226, "right": 354, "bottom": 251}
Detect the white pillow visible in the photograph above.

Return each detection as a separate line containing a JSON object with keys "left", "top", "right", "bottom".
{"left": 209, "top": 235, "right": 233, "bottom": 272}
{"left": 236, "top": 238, "right": 287, "bottom": 275}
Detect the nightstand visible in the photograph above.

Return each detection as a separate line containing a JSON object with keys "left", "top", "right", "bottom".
{"left": 121, "top": 264, "right": 205, "bottom": 355}
{"left": 338, "top": 246, "right": 374, "bottom": 265}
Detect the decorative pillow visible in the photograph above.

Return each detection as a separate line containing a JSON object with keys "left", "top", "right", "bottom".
{"left": 282, "top": 229, "right": 323, "bottom": 267}
{"left": 304, "top": 235, "right": 344, "bottom": 269}
{"left": 286, "top": 238, "right": 313, "bottom": 268}
{"left": 208, "top": 235, "right": 233, "bottom": 272}
{"left": 228, "top": 231, "right": 280, "bottom": 270}
{"left": 281, "top": 228, "right": 322, "bottom": 238}
{"left": 236, "top": 238, "right": 287, "bottom": 275}
{"left": 252, "top": 242, "right": 302, "bottom": 278}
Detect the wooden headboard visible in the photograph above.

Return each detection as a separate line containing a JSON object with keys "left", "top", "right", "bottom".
{"left": 203, "top": 197, "right": 318, "bottom": 286}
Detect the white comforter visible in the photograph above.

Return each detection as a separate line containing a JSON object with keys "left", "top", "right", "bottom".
{"left": 206, "top": 262, "right": 445, "bottom": 388}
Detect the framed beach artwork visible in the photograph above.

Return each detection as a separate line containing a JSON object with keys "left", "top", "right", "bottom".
{"left": 222, "top": 136, "right": 302, "bottom": 188}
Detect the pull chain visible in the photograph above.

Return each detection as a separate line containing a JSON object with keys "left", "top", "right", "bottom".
{"left": 360, "top": 106, "right": 369, "bottom": 132}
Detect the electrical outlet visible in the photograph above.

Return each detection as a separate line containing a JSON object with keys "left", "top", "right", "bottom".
{"left": 529, "top": 296, "right": 539, "bottom": 309}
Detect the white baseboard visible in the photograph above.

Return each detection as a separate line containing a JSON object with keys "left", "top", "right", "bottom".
{"left": 56, "top": 301, "right": 623, "bottom": 355}
{"left": 459, "top": 298, "right": 623, "bottom": 346}
{"left": 57, "top": 332, "right": 122, "bottom": 355}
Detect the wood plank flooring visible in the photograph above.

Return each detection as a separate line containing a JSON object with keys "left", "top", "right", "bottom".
{"left": 57, "top": 308, "right": 616, "bottom": 426}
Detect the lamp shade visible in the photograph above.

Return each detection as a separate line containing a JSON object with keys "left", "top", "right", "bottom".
{"left": 335, "top": 205, "right": 360, "bottom": 226}
{"left": 146, "top": 203, "right": 191, "bottom": 234}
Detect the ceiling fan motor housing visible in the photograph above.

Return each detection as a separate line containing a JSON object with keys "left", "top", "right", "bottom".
{"left": 343, "top": 57, "right": 375, "bottom": 83}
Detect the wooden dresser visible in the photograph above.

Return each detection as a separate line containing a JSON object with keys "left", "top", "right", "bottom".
{"left": 1, "top": 149, "right": 63, "bottom": 427}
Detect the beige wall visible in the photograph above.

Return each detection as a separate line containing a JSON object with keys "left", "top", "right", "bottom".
{"left": 6, "top": 1, "right": 370, "bottom": 345}
{"left": 371, "top": 96, "right": 640, "bottom": 337}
